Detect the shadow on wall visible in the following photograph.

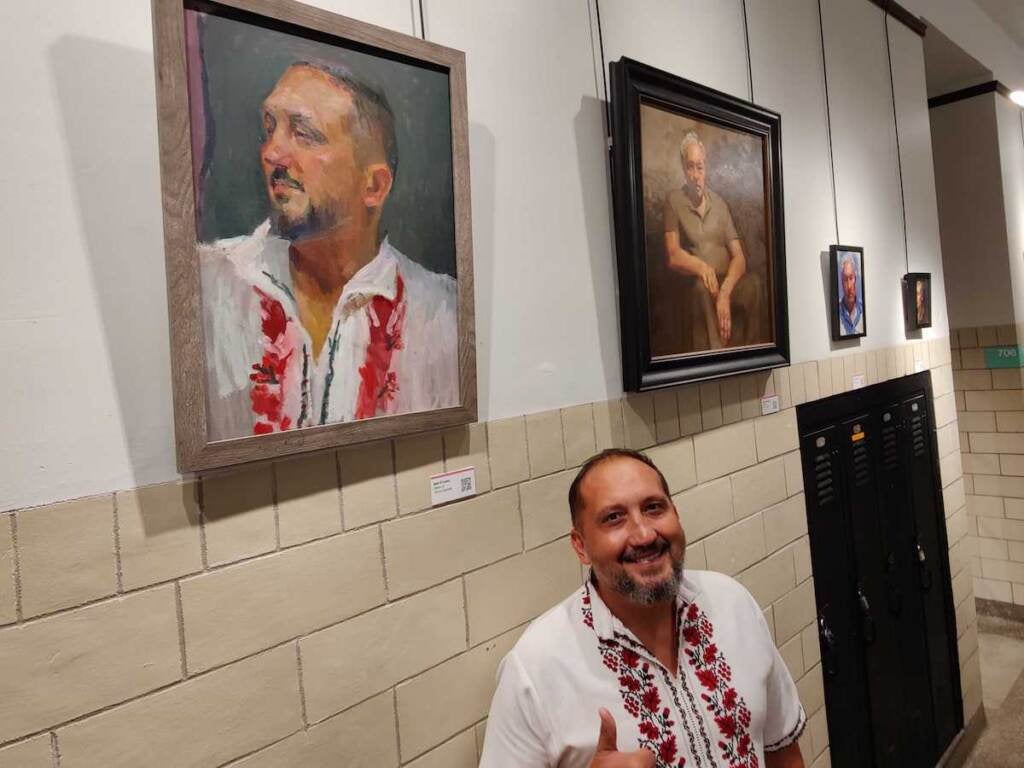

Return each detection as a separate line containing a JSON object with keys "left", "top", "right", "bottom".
{"left": 49, "top": 36, "right": 194, "bottom": 532}
{"left": 469, "top": 122, "right": 495, "bottom": 422}
{"left": 575, "top": 94, "right": 621, "bottom": 396}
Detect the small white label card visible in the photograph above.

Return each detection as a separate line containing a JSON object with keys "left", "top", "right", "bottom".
{"left": 851, "top": 374, "right": 866, "bottom": 389}
{"left": 760, "top": 394, "right": 780, "bottom": 416}
{"left": 430, "top": 466, "right": 477, "bottom": 506}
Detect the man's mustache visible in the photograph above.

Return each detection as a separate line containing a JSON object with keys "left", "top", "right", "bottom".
{"left": 621, "top": 537, "right": 670, "bottom": 563}
{"left": 269, "top": 166, "right": 304, "bottom": 191}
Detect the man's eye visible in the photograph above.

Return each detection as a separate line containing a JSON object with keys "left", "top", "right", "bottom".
{"left": 263, "top": 114, "right": 276, "bottom": 136}
{"left": 603, "top": 512, "right": 623, "bottom": 524}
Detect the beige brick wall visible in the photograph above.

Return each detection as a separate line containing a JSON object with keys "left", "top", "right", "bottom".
{"left": 0, "top": 336, "right": 975, "bottom": 766}
{"left": 952, "top": 325, "right": 1024, "bottom": 611}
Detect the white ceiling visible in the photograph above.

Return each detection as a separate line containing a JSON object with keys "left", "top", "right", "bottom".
{"left": 974, "top": 0, "right": 1024, "bottom": 50}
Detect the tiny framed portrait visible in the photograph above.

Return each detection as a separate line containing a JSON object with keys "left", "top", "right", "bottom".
{"left": 829, "top": 245, "right": 866, "bottom": 341}
{"left": 903, "top": 272, "right": 932, "bottom": 330}
{"left": 152, "top": 0, "right": 475, "bottom": 471}
{"left": 609, "top": 57, "right": 789, "bottom": 391}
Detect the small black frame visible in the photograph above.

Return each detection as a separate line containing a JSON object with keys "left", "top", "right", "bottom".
{"left": 830, "top": 244, "right": 867, "bottom": 341}
{"left": 903, "top": 272, "right": 933, "bottom": 331}
{"left": 608, "top": 57, "right": 789, "bottom": 392}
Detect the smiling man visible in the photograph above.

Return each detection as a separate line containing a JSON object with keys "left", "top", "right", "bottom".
{"left": 480, "top": 449, "right": 806, "bottom": 768}
{"left": 199, "top": 62, "right": 458, "bottom": 439}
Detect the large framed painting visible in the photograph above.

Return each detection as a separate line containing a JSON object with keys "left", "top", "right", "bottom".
{"left": 152, "top": 0, "right": 475, "bottom": 471}
{"left": 609, "top": 57, "right": 789, "bottom": 391}
{"left": 830, "top": 245, "right": 867, "bottom": 340}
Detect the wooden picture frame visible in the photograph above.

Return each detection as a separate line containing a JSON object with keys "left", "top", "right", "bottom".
{"left": 152, "top": 0, "right": 475, "bottom": 472}
{"left": 830, "top": 245, "right": 867, "bottom": 340}
{"left": 609, "top": 57, "right": 789, "bottom": 391}
{"left": 903, "top": 272, "right": 932, "bottom": 331}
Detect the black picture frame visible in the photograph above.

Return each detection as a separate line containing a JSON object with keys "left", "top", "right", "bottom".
{"left": 608, "top": 57, "right": 789, "bottom": 392}
{"left": 830, "top": 245, "right": 867, "bottom": 341}
{"left": 903, "top": 272, "right": 932, "bottom": 331}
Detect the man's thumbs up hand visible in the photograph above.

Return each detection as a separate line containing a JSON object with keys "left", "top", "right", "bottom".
{"left": 589, "top": 709, "right": 656, "bottom": 767}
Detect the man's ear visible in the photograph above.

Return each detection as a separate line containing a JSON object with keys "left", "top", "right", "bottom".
{"left": 362, "top": 163, "right": 393, "bottom": 209}
{"left": 570, "top": 526, "right": 590, "bottom": 566}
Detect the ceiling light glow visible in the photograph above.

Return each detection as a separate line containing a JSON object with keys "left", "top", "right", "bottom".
{"left": 1010, "top": 90, "right": 1024, "bottom": 107}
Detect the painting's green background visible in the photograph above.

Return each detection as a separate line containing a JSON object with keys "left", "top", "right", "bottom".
{"left": 188, "top": 6, "right": 457, "bottom": 277}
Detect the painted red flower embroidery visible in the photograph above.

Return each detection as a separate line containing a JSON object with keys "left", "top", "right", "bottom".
{"left": 696, "top": 669, "right": 719, "bottom": 690}
{"left": 642, "top": 687, "right": 661, "bottom": 712}
{"left": 621, "top": 649, "right": 641, "bottom": 668}
{"left": 355, "top": 276, "right": 406, "bottom": 419}
{"left": 250, "top": 288, "right": 293, "bottom": 434}
{"left": 658, "top": 735, "right": 678, "bottom": 763}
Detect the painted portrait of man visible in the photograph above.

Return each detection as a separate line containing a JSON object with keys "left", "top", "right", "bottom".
{"left": 639, "top": 104, "right": 774, "bottom": 358}
{"left": 836, "top": 251, "right": 864, "bottom": 337}
{"left": 184, "top": 7, "right": 459, "bottom": 440}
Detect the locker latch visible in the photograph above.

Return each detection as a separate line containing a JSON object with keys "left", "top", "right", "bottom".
{"left": 916, "top": 541, "right": 933, "bottom": 591}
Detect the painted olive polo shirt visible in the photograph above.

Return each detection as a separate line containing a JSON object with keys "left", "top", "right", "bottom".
{"left": 664, "top": 188, "right": 740, "bottom": 276}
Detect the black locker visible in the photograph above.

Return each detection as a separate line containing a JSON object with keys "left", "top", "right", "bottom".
{"left": 797, "top": 373, "right": 962, "bottom": 768}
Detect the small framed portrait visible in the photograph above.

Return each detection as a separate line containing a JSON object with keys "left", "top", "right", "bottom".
{"left": 152, "top": 0, "right": 475, "bottom": 471}
{"left": 830, "top": 245, "right": 866, "bottom": 340}
{"left": 609, "top": 57, "right": 789, "bottom": 391}
{"left": 903, "top": 272, "right": 932, "bottom": 330}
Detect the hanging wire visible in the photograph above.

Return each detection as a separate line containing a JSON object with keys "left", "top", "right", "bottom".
{"left": 816, "top": 0, "right": 841, "bottom": 245}
{"left": 741, "top": 0, "right": 754, "bottom": 101}
{"left": 883, "top": 10, "right": 911, "bottom": 273}
{"left": 417, "top": 0, "right": 426, "bottom": 40}
{"left": 594, "top": 0, "right": 611, "bottom": 138}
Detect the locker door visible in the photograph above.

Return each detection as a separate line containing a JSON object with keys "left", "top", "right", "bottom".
{"left": 871, "top": 403, "right": 938, "bottom": 764}
{"left": 836, "top": 414, "right": 911, "bottom": 768}
{"left": 901, "top": 395, "right": 963, "bottom": 758}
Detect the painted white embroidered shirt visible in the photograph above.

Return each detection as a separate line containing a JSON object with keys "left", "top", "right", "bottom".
{"left": 199, "top": 221, "right": 458, "bottom": 440}
{"left": 480, "top": 570, "right": 806, "bottom": 768}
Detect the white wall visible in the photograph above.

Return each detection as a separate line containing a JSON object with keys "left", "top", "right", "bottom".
{"left": 996, "top": 96, "right": 1024, "bottom": 325}
{"left": 930, "top": 95, "right": 1014, "bottom": 328}
{"left": 0, "top": 0, "right": 950, "bottom": 511}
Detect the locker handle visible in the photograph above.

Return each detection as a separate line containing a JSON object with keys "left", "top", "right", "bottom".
{"left": 857, "top": 588, "right": 877, "bottom": 645}
{"left": 916, "top": 542, "right": 933, "bottom": 591}
{"left": 818, "top": 614, "right": 839, "bottom": 677}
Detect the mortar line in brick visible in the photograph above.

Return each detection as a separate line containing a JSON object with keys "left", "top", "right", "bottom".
{"left": 334, "top": 450, "right": 345, "bottom": 532}
{"left": 175, "top": 581, "right": 189, "bottom": 678}
{"left": 112, "top": 493, "right": 124, "bottom": 594}
{"left": 515, "top": 483, "right": 526, "bottom": 553}
{"left": 10, "top": 513, "right": 23, "bottom": 622}
{"left": 378, "top": 524, "right": 391, "bottom": 599}
{"left": 49, "top": 731, "right": 60, "bottom": 768}
{"left": 390, "top": 440, "right": 401, "bottom": 516}
{"left": 461, "top": 575, "right": 470, "bottom": 648}
{"left": 391, "top": 687, "right": 403, "bottom": 762}
{"left": 197, "top": 477, "right": 209, "bottom": 570}
{"left": 521, "top": 416, "right": 533, "bottom": 480}
{"left": 270, "top": 463, "right": 282, "bottom": 551}
{"left": 295, "top": 641, "right": 309, "bottom": 729}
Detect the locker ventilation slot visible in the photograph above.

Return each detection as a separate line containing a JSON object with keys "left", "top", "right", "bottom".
{"left": 881, "top": 423, "right": 899, "bottom": 470}
{"left": 814, "top": 453, "right": 834, "bottom": 504}
{"left": 853, "top": 441, "right": 871, "bottom": 486}
{"left": 910, "top": 415, "right": 926, "bottom": 457}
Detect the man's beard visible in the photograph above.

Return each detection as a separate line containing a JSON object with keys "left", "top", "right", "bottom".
{"left": 610, "top": 537, "right": 684, "bottom": 606}
{"left": 271, "top": 205, "right": 337, "bottom": 242}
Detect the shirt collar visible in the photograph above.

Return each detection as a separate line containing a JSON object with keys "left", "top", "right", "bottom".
{"left": 241, "top": 221, "right": 401, "bottom": 314}
{"left": 584, "top": 571, "right": 699, "bottom": 643}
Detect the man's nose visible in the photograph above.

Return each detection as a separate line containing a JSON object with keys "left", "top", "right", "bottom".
{"left": 626, "top": 514, "right": 657, "bottom": 546}
{"left": 261, "top": 129, "right": 291, "bottom": 167}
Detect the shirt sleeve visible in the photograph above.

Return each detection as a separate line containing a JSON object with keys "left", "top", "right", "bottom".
{"left": 479, "top": 651, "right": 553, "bottom": 768}
{"left": 663, "top": 193, "right": 678, "bottom": 234}
{"left": 722, "top": 197, "right": 740, "bottom": 243}
{"left": 758, "top": 609, "right": 807, "bottom": 752}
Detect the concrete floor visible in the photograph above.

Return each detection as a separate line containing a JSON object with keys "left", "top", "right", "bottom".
{"left": 962, "top": 614, "right": 1024, "bottom": 767}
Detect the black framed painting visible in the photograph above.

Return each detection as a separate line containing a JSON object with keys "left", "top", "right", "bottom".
{"left": 608, "top": 57, "right": 789, "bottom": 391}
{"left": 903, "top": 272, "right": 932, "bottom": 331}
{"left": 830, "top": 245, "right": 866, "bottom": 341}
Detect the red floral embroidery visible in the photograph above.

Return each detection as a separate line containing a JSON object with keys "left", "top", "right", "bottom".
{"left": 681, "top": 602, "right": 757, "bottom": 768}
{"left": 250, "top": 288, "right": 293, "bottom": 434}
{"left": 582, "top": 588, "right": 685, "bottom": 768}
{"left": 354, "top": 276, "right": 406, "bottom": 419}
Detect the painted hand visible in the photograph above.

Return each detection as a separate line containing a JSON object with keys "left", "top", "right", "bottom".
{"left": 588, "top": 708, "right": 657, "bottom": 768}
{"left": 700, "top": 264, "right": 720, "bottom": 298}
{"left": 716, "top": 292, "right": 732, "bottom": 345}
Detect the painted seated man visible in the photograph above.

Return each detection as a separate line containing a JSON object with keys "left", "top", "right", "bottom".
{"left": 663, "top": 133, "right": 765, "bottom": 351}
{"left": 480, "top": 448, "right": 806, "bottom": 768}
{"left": 200, "top": 62, "right": 458, "bottom": 440}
